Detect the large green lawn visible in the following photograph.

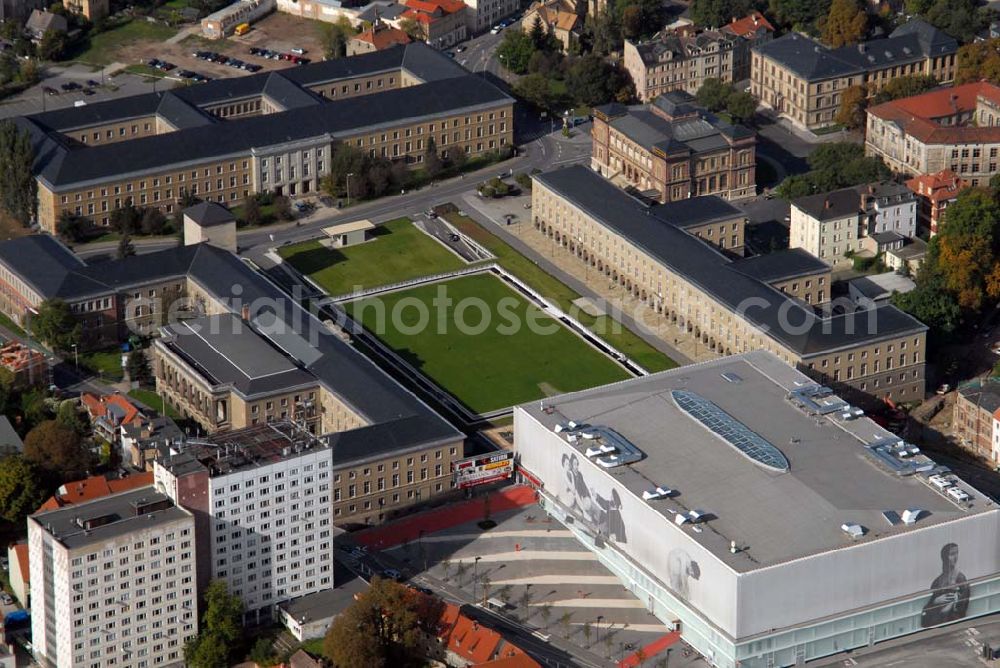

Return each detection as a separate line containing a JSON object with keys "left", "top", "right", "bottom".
{"left": 71, "top": 20, "right": 178, "bottom": 66}
{"left": 279, "top": 218, "right": 468, "bottom": 296}
{"left": 127, "top": 389, "right": 182, "bottom": 420}
{"left": 345, "top": 273, "right": 630, "bottom": 414}
{"left": 440, "top": 207, "right": 677, "bottom": 373}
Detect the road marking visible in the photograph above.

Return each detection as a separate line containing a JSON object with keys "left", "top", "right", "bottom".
{"left": 535, "top": 598, "right": 647, "bottom": 608}
{"left": 455, "top": 550, "right": 597, "bottom": 562}
{"left": 491, "top": 575, "right": 621, "bottom": 586}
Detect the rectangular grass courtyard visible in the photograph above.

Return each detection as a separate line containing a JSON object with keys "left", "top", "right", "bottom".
{"left": 344, "top": 272, "right": 631, "bottom": 414}
{"left": 278, "top": 217, "right": 468, "bottom": 296}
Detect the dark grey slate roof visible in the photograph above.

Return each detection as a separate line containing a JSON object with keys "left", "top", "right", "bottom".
{"left": 792, "top": 187, "right": 862, "bottom": 221}
{"left": 161, "top": 314, "right": 317, "bottom": 398}
{"left": 155, "top": 92, "right": 218, "bottom": 131}
{"left": 959, "top": 382, "right": 1000, "bottom": 414}
{"left": 184, "top": 201, "right": 234, "bottom": 227}
{"left": 534, "top": 166, "right": 926, "bottom": 356}
{"left": 753, "top": 20, "right": 956, "bottom": 82}
{"left": 651, "top": 194, "right": 744, "bottom": 229}
{"left": 0, "top": 234, "right": 85, "bottom": 298}
{"left": 752, "top": 33, "right": 862, "bottom": 80}
{"left": 261, "top": 71, "right": 324, "bottom": 110}
{"left": 731, "top": 248, "right": 829, "bottom": 283}
{"left": 33, "top": 74, "right": 510, "bottom": 189}
{"left": 608, "top": 105, "right": 753, "bottom": 159}
{"left": 871, "top": 231, "right": 905, "bottom": 244}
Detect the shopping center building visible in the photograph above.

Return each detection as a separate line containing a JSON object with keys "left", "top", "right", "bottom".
{"left": 515, "top": 351, "right": 1000, "bottom": 668}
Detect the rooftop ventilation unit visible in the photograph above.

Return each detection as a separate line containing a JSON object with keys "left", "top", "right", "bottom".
{"left": 642, "top": 486, "right": 674, "bottom": 501}
{"left": 841, "top": 522, "right": 866, "bottom": 539}
{"left": 586, "top": 444, "right": 616, "bottom": 458}
{"left": 882, "top": 510, "right": 901, "bottom": 526}
{"left": 901, "top": 508, "right": 924, "bottom": 524}
{"left": 721, "top": 372, "right": 742, "bottom": 383}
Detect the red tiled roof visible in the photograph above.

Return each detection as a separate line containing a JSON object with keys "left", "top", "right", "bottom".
{"left": 905, "top": 169, "right": 968, "bottom": 204}
{"left": 437, "top": 601, "right": 541, "bottom": 667}
{"left": 80, "top": 392, "right": 143, "bottom": 427}
{"left": 37, "top": 472, "right": 154, "bottom": 511}
{"left": 723, "top": 11, "right": 774, "bottom": 38}
{"left": 868, "top": 82, "right": 1000, "bottom": 144}
{"left": 11, "top": 543, "right": 28, "bottom": 584}
{"left": 405, "top": 0, "right": 466, "bottom": 14}
{"left": 353, "top": 25, "right": 412, "bottom": 48}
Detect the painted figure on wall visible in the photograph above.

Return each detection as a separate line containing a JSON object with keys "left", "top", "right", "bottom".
{"left": 921, "top": 543, "right": 970, "bottom": 628}
{"left": 560, "top": 453, "right": 628, "bottom": 544}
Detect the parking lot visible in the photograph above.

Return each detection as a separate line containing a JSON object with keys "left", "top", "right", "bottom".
{"left": 0, "top": 64, "right": 157, "bottom": 119}
{"left": 125, "top": 13, "right": 327, "bottom": 82}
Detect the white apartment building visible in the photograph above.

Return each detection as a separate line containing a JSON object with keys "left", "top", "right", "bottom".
{"left": 28, "top": 488, "right": 198, "bottom": 668}
{"left": 154, "top": 422, "right": 336, "bottom": 621}
{"left": 464, "top": 0, "right": 517, "bottom": 32}
{"left": 860, "top": 182, "right": 917, "bottom": 238}
{"left": 790, "top": 189, "right": 862, "bottom": 265}
{"left": 790, "top": 182, "right": 916, "bottom": 265}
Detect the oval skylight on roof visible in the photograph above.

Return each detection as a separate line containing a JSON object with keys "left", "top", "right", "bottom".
{"left": 671, "top": 390, "right": 790, "bottom": 472}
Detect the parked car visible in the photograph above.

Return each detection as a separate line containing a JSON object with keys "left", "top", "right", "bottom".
{"left": 86, "top": 79, "right": 100, "bottom": 87}
{"left": 246, "top": 64, "right": 262, "bottom": 72}
{"left": 290, "top": 47, "right": 306, "bottom": 55}
{"left": 43, "top": 86, "right": 58, "bottom": 95}
{"left": 454, "top": 45, "right": 466, "bottom": 53}
{"left": 381, "top": 568, "right": 403, "bottom": 581}
{"left": 490, "top": 24, "right": 502, "bottom": 34}
{"left": 0, "top": 593, "right": 12, "bottom": 605}
{"left": 82, "top": 88, "right": 94, "bottom": 95}
{"left": 935, "top": 383, "right": 951, "bottom": 395}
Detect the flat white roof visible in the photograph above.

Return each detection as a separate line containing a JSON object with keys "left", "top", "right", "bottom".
{"left": 322, "top": 219, "right": 375, "bottom": 236}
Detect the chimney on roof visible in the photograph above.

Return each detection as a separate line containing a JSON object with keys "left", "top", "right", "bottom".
{"left": 824, "top": 198, "right": 831, "bottom": 209}
{"left": 858, "top": 43, "right": 867, "bottom": 53}
{"left": 241, "top": 304, "right": 250, "bottom": 322}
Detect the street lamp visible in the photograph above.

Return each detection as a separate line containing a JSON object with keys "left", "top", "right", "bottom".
{"left": 596, "top": 615, "right": 603, "bottom": 644}
{"left": 346, "top": 172, "right": 354, "bottom": 207}
{"left": 71, "top": 343, "right": 78, "bottom": 371}
{"left": 473, "top": 556, "right": 482, "bottom": 603}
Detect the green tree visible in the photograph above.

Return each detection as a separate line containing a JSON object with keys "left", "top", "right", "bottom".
{"left": 613, "top": 0, "right": 662, "bottom": 39}
{"left": 117, "top": 234, "right": 136, "bottom": 259}
{"left": 55, "top": 210, "right": 90, "bottom": 242}
{"left": 273, "top": 195, "right": 293, "bottom": 221}
{"left": 821, "top": 0, "right": 867, "bottom": 48}
{"left": 620, "top": 4, "right": 642, "bottom": 39}
{"left": 30, "top": 298, "right": 80, "bottom": 351}
{"left": 566, "top": 54, "right": 631, "bottom": 106}
{"left": 834, "top": 84, "right": 867, "bottom": 129}
{"left": 184, "top": 580, "right": 245, "bottom": 668}
{"left": 24, "top": 419, "right": 92, "bottom": 480}
{"left": 399, "top": 17, "right": 423, "bottom": 41}
{"left": 690, "top": 0, "right": 750, "bottom": 28}
{"left": 140, "top": 207, "right": 167, "bottom": 235}
{"left": 37, "top": 29, "right": 68, "bottom": 60}
{"left": 496, "top": 29, "right": 535, "bottom": 74}
{"left": 0, "top": 120, "right": 37, "bottom": 226}
{"left": 319, "top": 23, "right": 349, "bottom": 59}
{"left": 110, "top": 198, "right": 141, "bottom": 235}
{"left": 725, "top": 90, "right": 757, "bottom": 123}
{"left": 424, "top": 136, "right": 443, "bottom": 177}
{"left": 696, "top": 77, "right": 734, "bottom": 111}
{"left": 241, "top": 194, "right": 261, "bottom": 226}
{"left": 323, "top": 577, "right": 445, "bottom": 668}
{"left": 769, "top": 0, "right": 831, "bottom": 31}
{"left": 528, "top": 15, "right": 547, "bottom": 49}
{"left": 911, "top": 0, "right": 985, "bottom": 43}
{"left": 0, "top": 455, "right": 45, "bottom": 523}
{"left": 55, "top": 400, "right": 86, "bottom": 435}
{"left": 514, "top": 73, "right": 554, "bottom": 109}
{"left": 126, "top": 350, "right": 151, "bottom": 385}
{"left": 248, "top": 638, "right": 278, "bottom": 667}
{"left": 872, "top": 74, "right": 938, "bottom": 104}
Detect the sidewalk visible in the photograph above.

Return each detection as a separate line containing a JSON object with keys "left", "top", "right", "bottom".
{"left": 355, "top": 485, "right": 538, "bottom": 550}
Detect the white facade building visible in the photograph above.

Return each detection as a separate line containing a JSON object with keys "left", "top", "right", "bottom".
{"left": 154, "top": 422, "right": 336, "bottom": 620}
{"left": 862, "top": 182, "right": 917, "bottom": 238}
{"left": 28, "top": 488, "right": 198, "bottom": 668}
{"left": 464, "top": 0, "right": 518, "bottom": 32}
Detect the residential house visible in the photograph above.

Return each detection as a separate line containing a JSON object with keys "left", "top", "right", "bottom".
{"left": 347, "top": 19, "right": 412, "bottom": 56}
{"left": 25, "top": 10, "right": 67, "bottom": 42}
{"left": 721, "top": 11, "right": 774, "bottom": 81}
{"left": 955, "top": 380, "right": 1000, "bottom": 461}
{"left": 36, "top": 471, "right": 156, "bottom": 511}
{"left": 401, "top": 0, "right": 468, "bottom": 48}
{"left": 121, "top": 414, "right": 185, "bottom": 470}
{"left": 80, "top": 391, "right": 144, "bottom": 447}
{"left": 64, "top": 0, "right": 108, "bottom": 21}
{"left": 591, "top": 90, "right": 757, "bottom": 206}
{"left": 790, "top": 182, "right": 916, "bottom": 265}
{"left": 905, "top": 169, "right": 967, "bottom": 235}
{"left": 752, "top": 20, "right": 957, "bottom": 130}
{"left": 624, "top": 25, "right": 742, "bottom": 101}
{"left": 521, "top": 0, "right": 582, "bottom": 52}
{"left": 462, "top": 0, "right": 518, "bottom": 33}
{"left": 848, "top": 271, "right": 916, "bottom": 307}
